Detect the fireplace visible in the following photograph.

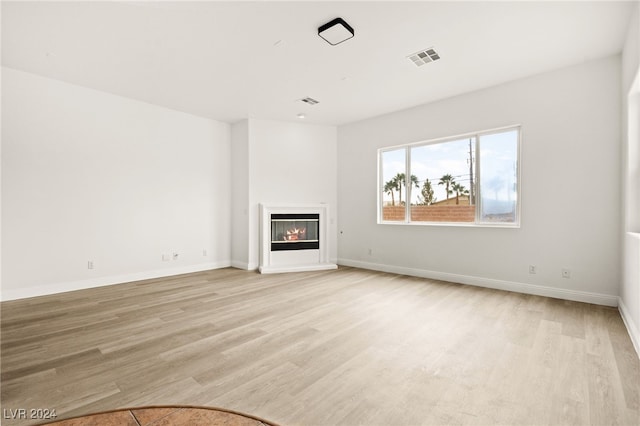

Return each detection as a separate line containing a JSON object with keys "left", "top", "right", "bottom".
{"left": 259, "top": 204, "right": 337, "bottom": 274}
{"left": 271, "top": 213, "right": 320, "bottom": 251}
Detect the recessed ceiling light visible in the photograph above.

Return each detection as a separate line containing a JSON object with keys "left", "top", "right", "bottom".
{"left": 297, "top": 113, "right": 306, "bottom": 119}
{"left": 318, "top": 17, "right": 354, "bottom": 46}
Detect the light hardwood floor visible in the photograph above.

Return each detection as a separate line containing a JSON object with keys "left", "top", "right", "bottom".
{"left": 1, "top": 267, "right": 638, "bottom": 425}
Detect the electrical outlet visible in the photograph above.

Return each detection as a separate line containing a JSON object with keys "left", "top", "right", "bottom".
{"left": 528, "top": 265, "right": 537, "bottom": 274}
{"left": 562, "top": 268, "right": 571, "bottom": 278}
{"left": 88, "top": 261, "right": 94, "bottom": 270}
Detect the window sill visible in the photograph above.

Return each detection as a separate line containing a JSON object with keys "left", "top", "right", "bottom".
{"left": 378, "top": 220, "right": 520, "bottom": 229}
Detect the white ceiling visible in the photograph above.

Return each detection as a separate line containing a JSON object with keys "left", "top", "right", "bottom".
{"left": 1, "top": 1, "right": 635, "bottom": 126}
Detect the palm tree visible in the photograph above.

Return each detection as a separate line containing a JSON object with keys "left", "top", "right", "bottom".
{"left": 407, "top": 174, "right": 420, "bottom": 205}
{"left": 452, "top": 182, "right": 469, "bottom": 205}
{"left": 438, "top": 174, "right": 455, "bottom": 200}
{"left": 384, "top": 180, "right": 397, "bottom": 206}
{"left": 393, "top": 173, "right": 419, "bottom": 205}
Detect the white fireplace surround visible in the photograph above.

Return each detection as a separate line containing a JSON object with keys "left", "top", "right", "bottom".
{"left": 259, "top": 203, "right": 337, "bottom": 274}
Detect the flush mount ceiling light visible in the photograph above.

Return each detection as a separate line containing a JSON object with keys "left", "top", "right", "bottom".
{"left": 318, "top": 17, "right": 354, "bottom": 46}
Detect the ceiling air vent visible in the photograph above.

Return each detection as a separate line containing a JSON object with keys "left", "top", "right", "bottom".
{"left": 300, "top": 97, "right": 319, "bottom": 105}
{"left": 408, "top": 47, "right": 440, "bottom": 67}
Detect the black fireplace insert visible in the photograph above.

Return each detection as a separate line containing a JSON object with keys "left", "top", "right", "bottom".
{"left": 271, "top": 213, "right": 320, "bottom": 251}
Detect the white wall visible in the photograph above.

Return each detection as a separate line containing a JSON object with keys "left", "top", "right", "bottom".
{"left": 230, "top": 120, "right": 250, "bottom": 269}
{"left": 1, "top": 67, "right": 231, "bottom": 300}
{"left": 620, "top": 3, "right": 640, "bottom": 354}
{"left": 337, "top": 56, "right": 621, "bottom": 306}
{"left": 230, "top": 118, "right": 337, "bottom": 270}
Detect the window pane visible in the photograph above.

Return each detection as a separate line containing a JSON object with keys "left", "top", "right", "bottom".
{"left": 478, "top": 130, "right": 519, "bottom": 223}
{"left": 410, "top": 138, "right": 475, "bottom": 222}
{"left": 381, "top": 148, "right": 406, "bottom": 221}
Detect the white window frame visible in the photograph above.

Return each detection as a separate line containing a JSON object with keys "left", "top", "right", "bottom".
{"left": 378, "top": 125, "right": 521, "bottom": 228}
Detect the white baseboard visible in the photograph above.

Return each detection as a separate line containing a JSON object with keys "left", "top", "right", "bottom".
{"left": 618, "top": 297, "right": 640, "bottom": 357}
{"left": 230, "top": 260, "right": 250, "bottom": 270}
{"left": 259, "top": 263, "right": 338, "bottom": 274}
{"left": 1, "top": 261, "right": 231, "bottom": 301}
{"left": 338, "top": 258, "right": 618, "bottom": 307}
{"left": 230, "top": 261, "right": 258, "bottom": 271}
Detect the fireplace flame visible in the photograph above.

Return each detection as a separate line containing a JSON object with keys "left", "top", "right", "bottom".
{"left": 284, "top": 227, "right": 306, "bottom": 241}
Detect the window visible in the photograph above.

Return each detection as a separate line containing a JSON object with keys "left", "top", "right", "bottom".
{"left": 380, "top": 148, "right": 407, "bottom": 221}
{"left": 379, "top": 126, "right": 520, "bottom": 226}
